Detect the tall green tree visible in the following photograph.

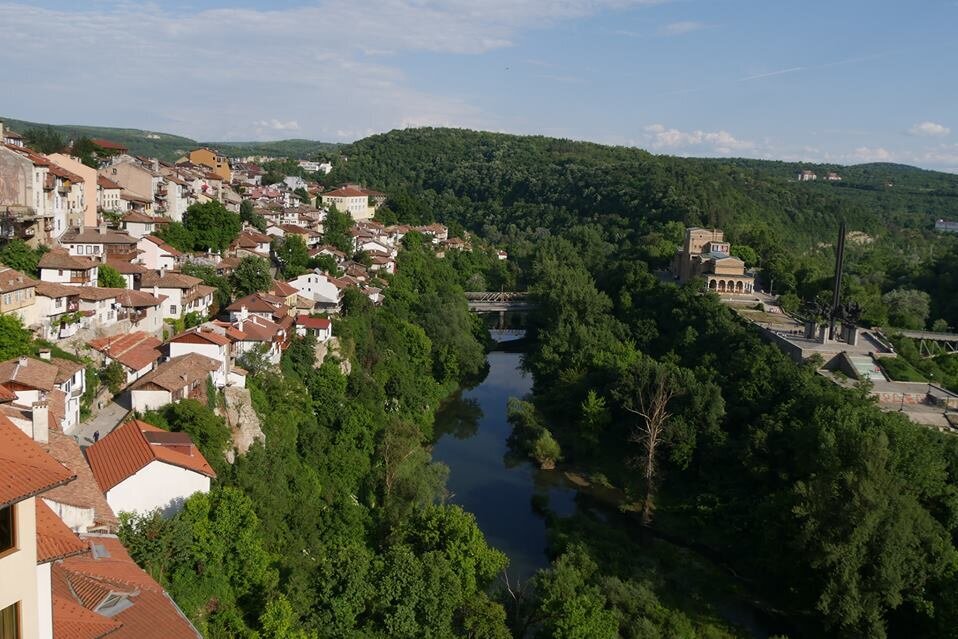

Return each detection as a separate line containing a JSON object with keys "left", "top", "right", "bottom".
{"left": 97, "top": 263, "right": 126, "bottom": 288}
{"left": 183, "top": 201, "right": 242, "bottom": 251}
{"left": 230, "top": 256, "right": 273, "bottom": 297}
{"left": 273, "top": 235, "right": 310, "bottom": 279}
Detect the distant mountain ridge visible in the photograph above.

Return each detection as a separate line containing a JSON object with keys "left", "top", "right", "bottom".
{"left": 0, "top": 116, "right": 341, "bottom": 161}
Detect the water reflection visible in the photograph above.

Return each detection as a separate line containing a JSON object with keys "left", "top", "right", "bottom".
{"left": 433, "top": 351, "right": 578, "bottom": 579}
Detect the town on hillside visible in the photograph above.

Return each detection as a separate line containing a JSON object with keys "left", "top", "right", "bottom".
{"left": 0, "top": 120, "right": 481, "bottom": 638}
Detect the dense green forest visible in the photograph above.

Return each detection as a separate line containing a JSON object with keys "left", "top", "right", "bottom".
{"left": 0, "top": 115, "right": 340, "bottom": 161}
{"left": 327, "top": 128, "right": 958, "bottom": 330}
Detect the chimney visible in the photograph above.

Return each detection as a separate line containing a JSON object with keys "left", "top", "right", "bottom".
{"left": 18, "top": 356, "right": 28, "bottom": 368}
{"left": 38, "top": 348, "right": 51, "bottom": 361}
{"left": 159, "top": 266, "right": 166, "bottom": 278}
{"left": 240, "top": 306, "right": 248, "bottom": 322}
{"left": 98, "top": 222, "right": 107, "bottom": 234}
{"left": 152, "top": 284, "right": 159, "bottom": 298}
{"left": 31, "top": 400, "right": 49, "bottom": 444}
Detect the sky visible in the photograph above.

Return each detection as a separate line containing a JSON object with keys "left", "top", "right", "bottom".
{"left": 2, "top": 0, "right": 957, "bottom": 171}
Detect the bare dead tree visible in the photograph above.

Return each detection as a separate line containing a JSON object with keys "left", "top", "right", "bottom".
{"left": 623, "top": 369, "right": 677, "bottom": 526}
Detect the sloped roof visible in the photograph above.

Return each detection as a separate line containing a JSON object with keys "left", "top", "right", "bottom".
{"left": 0, "top": 267, "right": 38, "bottom": 293}
{"left": 61, "top": 228, "right": 138, "bottom": 245}
{"left": 0, "top": 415, "right": 75, "bottom": 507}
{"left": 271, "top": 280, "right": 299, "bottom": 297}
{"left": 56, "top": 534, "right": 203, "bottom": 639}
{"left": 0, "top": 356, "right": 60, "bottom": 391}
{"left": 170, "top": 327, "right": 230, "bottom": 346}
{"left": 86, "top": 419, "right": 215, "bottom": 493}
{"left": 88, "top": 332, "right": 162, "bottom": 372}
{"left": 36, "top": 281, "right": 81, "bottom": 299}
{"left": 97, "top": 175, "right": 123, "bottom": 190}
{"left": 296, "top": 315, "right": 331, "bottom": 330}
{"left": 225, "top": 292, "right": 285, "bottom": 313}
{"left": 52, "top": 567, "right": 123, "bottom": 639}
{"left": 127, "top": 353, "right": 219, "bottom": 394}
{"left": 120, "top": 212, "right": 154, "bottom": 224}
{"left": 104, "top": 259, "right": 147, "bottom": 275}
{"left": 39, "top": 250, "right": 98, "bottom": 271}
{"left": 139, "top": 235, "right": 182, "bottom": 257}
{"left": 43, "top": 431, "right": 118, "bottom": 531}
{"left": 323, "top": 186, "right": 367, "bottom": 198}
{"left": 114, "top": 289, "right": 164, "bottom": 308}
{"left": 35, "top": 498, "right": 89, "bottom": 563}
{"left": 140, "top": 270, "right": 200, "bottom": 289}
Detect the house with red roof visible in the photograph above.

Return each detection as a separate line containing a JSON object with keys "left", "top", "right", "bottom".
{"left": 88, "top": 332, "right": 164, "bottom": 386}
{"left": 295, "top": 315, "right": 332, "bottom": 341}
{"left": 320, "top": 185, "right": 383, "bottom": 220}
{"left": 86, "top": 419, "right": 215, "bottom": 517}
{"left": 168, "top": 327, "right": 240, "bottom": 389}
{"left": 137, "top": 234, "right": 182, "bottom": 271}
{"left": 128, "top": 353, "right": 220, "bottom": 413}
{"left": 38, "top": 249, "right": 98, "bottom": 287}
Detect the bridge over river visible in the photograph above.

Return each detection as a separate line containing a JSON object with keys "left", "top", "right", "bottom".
{"left": 464, "top": 291, "right": 536, "bottom": 313}
{"left": 891, "top": 329, "right": 958, "bottom": 357}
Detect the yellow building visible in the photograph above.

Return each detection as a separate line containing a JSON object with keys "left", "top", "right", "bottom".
{"left": 187, "top": 148, "right": 232, "bottom": 183}
{"left": 672, "top": 227, "right": 755, "bottom": 294}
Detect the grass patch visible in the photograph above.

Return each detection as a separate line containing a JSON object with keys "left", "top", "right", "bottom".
{"left": 878, "top": 356, "right": 927, "bottom": 382}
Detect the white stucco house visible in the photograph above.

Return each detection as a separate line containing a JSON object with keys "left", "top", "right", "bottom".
{"left": 86, "top": 419, "right": 215, "bottom": 517}
{"left": 128, "top": 353, "right": 220, "bottom": 413}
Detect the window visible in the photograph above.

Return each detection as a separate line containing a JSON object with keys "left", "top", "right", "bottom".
{"left": 0, "top": 505, "right": 14, "bottom": 554}
{"left": 170, "top": 305, "right": 177, "bottom": 315}
{"left": 0, "top": 602, "right": 18, "bottom": 639}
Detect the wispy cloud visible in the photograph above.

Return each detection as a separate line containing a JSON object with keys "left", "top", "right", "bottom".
{"left": 659, "top": 21, "right": 709, "bottom": 36}
{"left": 909, "top": 121, "right": 951, "bottom": 137}
{"left": 738, "top": 66, "right": 806, "bottom": 82}
{"left": 643, "top": 123, "right": 755, "bottom": 155}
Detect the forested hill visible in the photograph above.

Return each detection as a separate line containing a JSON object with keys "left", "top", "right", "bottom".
{"left": 0, "top": 115, "right": 340, "bottom": 161}
{"left": 328, "top": 127, "right": 958, "bottom": 249}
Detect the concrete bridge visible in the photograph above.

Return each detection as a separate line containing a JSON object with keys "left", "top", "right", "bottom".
{"left": 893, "top": 329, "right": 958, "bottom": 357}
{"left": 464, "top": 291, "right": 536, "bottom": 313}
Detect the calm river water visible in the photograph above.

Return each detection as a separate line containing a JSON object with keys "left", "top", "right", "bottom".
{"left": 432, "top": 348, "right": 577, "bottom": 579}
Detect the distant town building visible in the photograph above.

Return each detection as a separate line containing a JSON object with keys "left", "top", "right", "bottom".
{"left": 671, "top": 227, "right": 755, "bottom": 295}
{"left": 797, "top": 170, "right": 818, "bottom": 181}
{"left": 825, "top": 171, "right": 843, "bottom": 181}
{"left": 185, "top": 147, "right": 232, "bottom": 183}
{"left": 935, "top": 219, "right": 958, "bottom": 233}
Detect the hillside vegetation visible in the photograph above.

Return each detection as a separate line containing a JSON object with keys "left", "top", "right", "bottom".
{"left": 0, "top": 115, "right": 339, "bottom": 161}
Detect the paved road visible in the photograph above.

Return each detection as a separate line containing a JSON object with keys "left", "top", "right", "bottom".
{"left": 74, "top": 397, "right": 130, "bottom": 448}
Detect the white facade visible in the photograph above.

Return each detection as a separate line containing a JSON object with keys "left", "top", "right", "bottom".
{"left": 79, "top": 295, "right": 119, "bottom": 329}
{"left": 288, "top": 272, "right": 341, "bottom": 309}
{"left": 36, "top": 562, "right": 52, "bottom": 639}
{"left": 0, "top": 499, "right": 40, "bottom": 639}
{"left": 168, "top": 340, "right": 230, "bottom": 388}
{"left": 39, "top": 264, "right": 97, "bottom": 287}
{"left": 137, "top": 236, "right": 178, "bottom": 270}
{"left": 105, "top": 461, "right": 211, "bottom": 517}
{"left": 130, "top": 388, "right": 172, "bottom": 413}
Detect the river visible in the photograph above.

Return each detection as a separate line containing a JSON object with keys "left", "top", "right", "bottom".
{"left": 433, "top": 340, "right": 780, "bottom": 637}
{"left": 432, "top": 348, "right": 578, "bottom": 579}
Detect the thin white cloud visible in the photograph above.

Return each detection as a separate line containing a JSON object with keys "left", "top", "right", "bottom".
{"left": 643, "top": 123, "right": 755, "bottom": 155}
{"left": 909, "top": 121, "right": 950, "bottom": 137}
{"left": 850, "top": 146, "right": 894, "bottom": 162}
{"left": 254, "top": 120, "right": 300, "bottom": 132}
{"left": 738, "top": 66, "right": 805, "bottom": 82}
{"left": 659, "top": 21, "right": 708, "bottom": 36}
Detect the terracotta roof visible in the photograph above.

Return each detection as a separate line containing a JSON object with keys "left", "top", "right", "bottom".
{"left": 51, "top": 357, "right": 85, "bottom": 385}
{"left": 139, "top": 235, "right": 182, "bottom": 257}
{"left": 226, "top": 292, "right": 285, "bottom": 314}
{"left": 97, "top": 175, "right": 123, "bottom": 190}
{"left": 52, "top": 566, "right": 123, "bottom": 639}
{"left": 86, "top": 420, "right": 215, "bottom": 492}
{"left": 43, "top": 431, "right": 118, "bottom": 531}
{"left": 78, "top": 288, "right": 120, "bottom": 302}
{"left": 296, "top": 315, "right": 331, "bottom": 330}
{"left": 36, "top": 280, "right": 81, "bottom": 299}
{"left": 120, "top": 212, "right": 154, "bottom": 224}
{"left": 56, "top": 534, "right": 202, "bottom": 638}
{"left": 49, "top": 163, "right": 85, "bottom": 184}
{"left": 61, "top": 228, "right": 138, "bottom": 246}
{"left": 182, "top": 284, "right": 215, "bottom": 304}
{"left": 171, "top": 327, "right": 231, "bottom": 346}
{"left": 36, "top": 499, "right": 89, "bottom": 563}
{"left": 115, "top": 289, "right": 163, "bottom": 308}
{"left": 0, "top": 383, "right": 16, "bottom": 402}
{"left": 0, "top": 356, "right": 60, "bottom": 391}
{"left": 271, "top": 280, "right": 299, "bottom": 297}
{"left": 105, "top": 259, "right": 147, "bottom": 275}
{"left": 323, "top": 186, "right": 368, "bottom": 198}
{"left": 139, "top": 270, "right": 200, "bottom": 290}
{"left": 0, "top": 267, "right": 38, "bottom": 293}
{"left": 88, "top": 332, "right": 162, "bottom": 373}
{"left": 91, "top": 139, "right": 128, "bottom": 151}
{"left": 39, "top": 250, "right": 98, "bottom": 271}
{"left": 0, "top": 415, "right": 75, "bottom": 507}
{"left": 128, "top": 353, "right": 219, "bottom": 395}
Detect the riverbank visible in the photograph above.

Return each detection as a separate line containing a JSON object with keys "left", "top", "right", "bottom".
{"left": 433, "top": 350, "right": 782, "bottom": 637}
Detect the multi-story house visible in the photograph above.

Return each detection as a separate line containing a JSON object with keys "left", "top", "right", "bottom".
{"left": 48, "top": 153, "right": 98, "bottom": 229}
{"left": 59, "top": 226, "right": 139, "bottom": 261}
{"left": 186, "top": 148, "right": 232, "bottom": 182}
{"left": 0, "top": 268, "right": 38, "bottom": 322}
{"left": 0, "top": 354, "right": 86, "bottom": 433}
{"left": 137, "top": 234, "right": 182, "bottom": 271}
{"left": 321, "top": 185, "right": 376, "bottom": 220}
{"left": 96, "top": 175, "right": 125, "bottom": 214}
{"left": 0, "top": 414, "right": 75, "bottom": 639}
{"left": 37, "top": 250, "right": 97, "bottom": 287}
{"left": 34, "top": 282, "right": 82, "bottom": 341}
{"left": 0, "top": 144, "right": 53, "bottom": 246}
{"left": 98, "top": 157, "right": 155, "bottom": 202}
{"left": 140, "top": 270, "right": 215, "bottom": 320}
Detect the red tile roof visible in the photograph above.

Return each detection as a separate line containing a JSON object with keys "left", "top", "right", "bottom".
{"left": 35, "top": 499, "right": 88, "bottom": 563}
{"left": 43, "top": 431, "right": 118, "bottom": 531}
{"left": 170, "top": 327, "right": 231, "bottom": 346}
{"left": 323, "top": 186, "right": 368, "bottom": 198}
{"left": 0, "top": 415, "right": 75, "bottom": 507}
{"left": 51, "top": 568, "right": 123, "bottom": 639}
{"left": 0, "top": 356, "right": 60, "bottom": 391}
{"left": 56, "top": 534, "right": 202, "bottom": 638}
{"left": 39, "top": 249, "right": 98, "bottom": 271}
{"left": 91, "top": 139, "right": 128, "bottom": 152}
{"left": 97, "top": 175, "right": 123, "bottom": 190}
{"left": 0, "top": 267, "right": 38, "bottom": 293}
{"left": 88, "top": 332, "right": 162, "bottom": 372}
{"left": 140, "top": 235, "right": 182, "bottom": 257}
{"left": 0, "top": 383, "right": 16, "bottom": 402}
{"left": 296, "top": 315, "right": 331, "bottom": 330}
{"left": 86, "top": 419, "right": 215, "bottom": 493}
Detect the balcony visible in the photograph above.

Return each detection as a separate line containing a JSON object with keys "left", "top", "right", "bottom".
{"left": 70, "top": 274, "right": 89, "bottom": 284}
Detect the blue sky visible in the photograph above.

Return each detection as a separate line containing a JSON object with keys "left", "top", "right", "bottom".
{"left": 2, "top": 0, "right": 956, "bottom": 170}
